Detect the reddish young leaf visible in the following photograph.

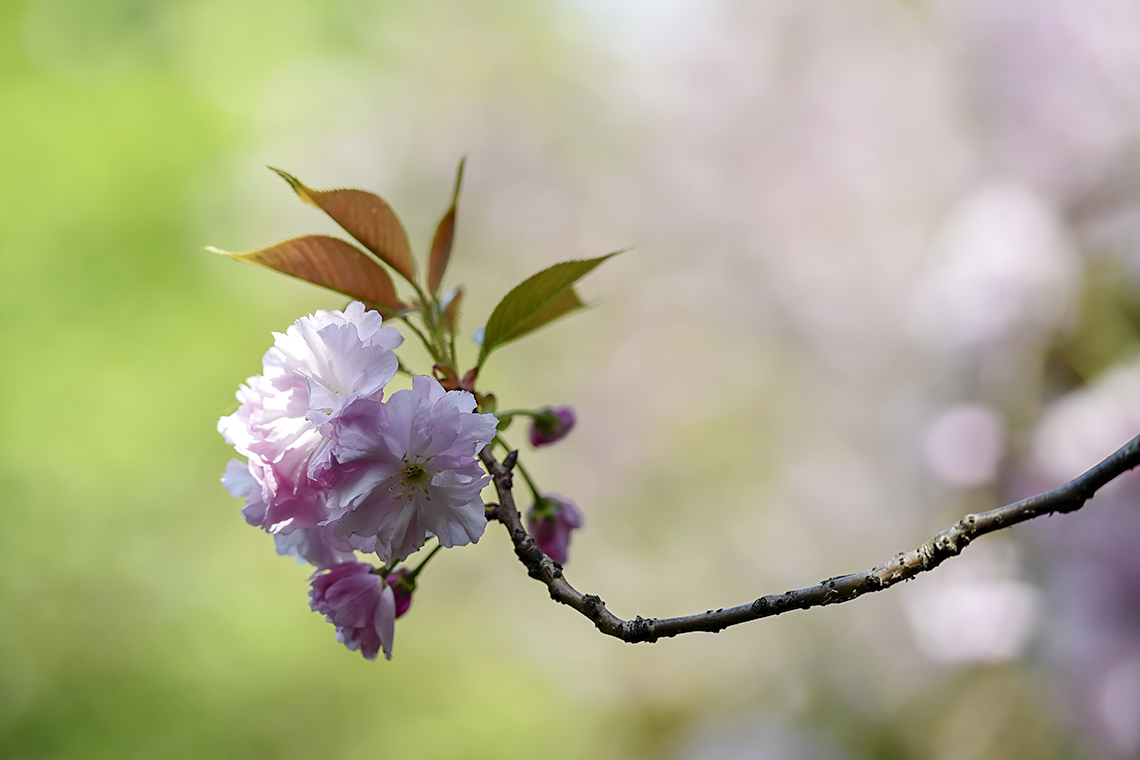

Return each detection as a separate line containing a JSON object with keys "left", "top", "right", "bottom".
{"left": 208, "top": 235, "right": 404, "bottom": 315}
{"left": 270, "top": 167, "right": 417, "bottom": 284}
{"left": 428, "top": 157, "right": 466, "bottom": 295}
{"left": 442, "top": 286, "right": 464, "bottom": 331}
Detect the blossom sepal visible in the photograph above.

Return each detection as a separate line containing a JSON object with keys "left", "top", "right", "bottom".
{"left": 386, "top": 568, "right": 416, "bottom": 619}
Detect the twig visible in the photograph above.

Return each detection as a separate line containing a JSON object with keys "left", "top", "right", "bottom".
{"left": 480, "top": 433, "right": 1140, "bottom": 643}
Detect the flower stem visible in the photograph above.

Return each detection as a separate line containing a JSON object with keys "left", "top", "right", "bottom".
{"left": 496, "top": 409, "right": 539, "bottom": 418}
{"left": 515, "top": 460, "right": 543, "bottom": 502}
{"left": 448, "top": 325, "right": 458, "bottom": 371}
{"left": 409, "top": 542, "right": 444, "bottom": 580}
{"left": 492, "top": 436, "right": 542, "bottom": 500}
{"left": 397, "top": 314, "right": 435, "bottom": 360}
{"left": 410, "top": 281, "right": 453, "bottom": 365}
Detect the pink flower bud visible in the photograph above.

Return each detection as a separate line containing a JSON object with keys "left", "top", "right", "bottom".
{"left": 528, "top": 406, "right": 576, "bottom": 447}
{"left": 526, "top": 494, "right": 584, "bottom": 565}
{"left": 386, "top": 569, "right": 415, "bottom": 619}
{"left": 309, "top": 562, "right": 396, "bottom": 660}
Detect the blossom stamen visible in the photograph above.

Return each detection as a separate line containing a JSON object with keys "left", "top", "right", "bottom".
{"left": 401, "top": 460, "right": 429, "bottom": 485}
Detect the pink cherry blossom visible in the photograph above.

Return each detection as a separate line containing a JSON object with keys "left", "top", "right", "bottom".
{"left": 528, "top": 406, "right": 576, "bottom": 447}
{"left": 526, "top": 493, "right": 584, "bottom": 565}
{"left": 327, "top": 375, "right": 498, "bottom": 562}
{"left": 218, "top": 302, "right": 402, "bottom": 536}
{"left": 274, "top": 526, "right": 360, "bottom": 569}
{"left": 222, "top": 458, "right": 270, "bottom": 529}
{"left": 309, "top": 562, "right": 396, "bottom": 660}
{"left": 223, "top": 458, "right": 358, "bottom": 567}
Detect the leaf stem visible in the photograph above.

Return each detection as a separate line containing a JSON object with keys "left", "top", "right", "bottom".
{"left": 447, "top": 314, "right": 459, "bottom": 369}
{"left": 403, "top": 279, "right": 448, "bottom": 363}
{"left": 397, "top": 314, "right": 434, "bottom": 359}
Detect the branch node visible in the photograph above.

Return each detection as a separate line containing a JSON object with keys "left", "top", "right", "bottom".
{"left": 1055, "top": 493, "right": 1084, "bottom": 514}
{"left": 934, "top": 533, "right": 962, "bottom": 556}
{"left": 626, "top": 616, "right": 656, "bottom": 643}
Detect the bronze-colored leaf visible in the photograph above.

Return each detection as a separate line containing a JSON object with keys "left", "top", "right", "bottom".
{"left": 269, "top": 167, "right": 417, "bottom": 283}
{"left": 428, "top": 157, "right": 466, "bottom": 295}
{"left": 442, "top": 286, "right": 465, "bottom": 331}
{"left": 208, "top": 235, "right": 404, "bottom": 315}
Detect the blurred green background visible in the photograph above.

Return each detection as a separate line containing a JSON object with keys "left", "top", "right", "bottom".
{"left": 0, "top": 2, "right": 620, "bottom": 758}
{"left": 5, "top": 1, "right": 1140, "bottom": 758}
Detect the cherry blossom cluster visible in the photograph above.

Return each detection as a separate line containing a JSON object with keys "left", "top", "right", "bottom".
{"left": 219, "top": 302, "right": 501, "bottom": 659}
{"left": 213, "top": 165, "right": 600, "bottom": 662}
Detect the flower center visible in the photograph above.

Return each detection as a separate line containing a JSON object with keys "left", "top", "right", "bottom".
{"left": 401, "top": 461, "right": 429, "bottom": 485}
{"left": 392, "top": 456, "right": 434, "bottom": 502}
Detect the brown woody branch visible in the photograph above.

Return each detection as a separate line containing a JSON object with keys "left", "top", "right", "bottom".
{"left": 480, "top": 433, "right": 1140, "bottom": 643}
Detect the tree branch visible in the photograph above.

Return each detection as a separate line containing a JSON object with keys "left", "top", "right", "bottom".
{"left": 480, "top": 433, "right": 1140, "bottom": 643}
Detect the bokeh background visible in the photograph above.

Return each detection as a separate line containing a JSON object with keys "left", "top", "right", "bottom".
{"left": 5, "top": 0, "right": 1140, "bottom": 757}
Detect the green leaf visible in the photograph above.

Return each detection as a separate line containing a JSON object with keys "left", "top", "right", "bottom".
{"left": 208, "top": 235, "right": 404, "bottom": 315}
{"left": 478, "top": 252, "right": 620, "bottom": 365}
{"left": 428, "top": 157, "right": 465, "bottom": 295}
{"left": 269, "top": 167, "right": 417, "bottom": 283}
{"left": 502, "top": 286, "right": 585, "bottom": 342}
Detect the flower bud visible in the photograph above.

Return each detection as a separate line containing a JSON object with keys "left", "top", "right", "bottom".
{"left": 528, "top": 406, "right": 576, "bottom": 447}
{"left": 386, "top": 568, "right": 416, "bottom": 619}
{"left": 526, "top": 494, "right": 584, "bottom": 565}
